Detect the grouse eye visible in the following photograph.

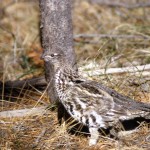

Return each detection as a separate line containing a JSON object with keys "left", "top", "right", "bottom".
{"left": 51, "top": 54, "right": 55, "bottom": 57}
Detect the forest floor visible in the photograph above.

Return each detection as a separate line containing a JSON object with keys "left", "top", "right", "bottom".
{"left": 0, "top": 0, "right": 150, "bottom": 149}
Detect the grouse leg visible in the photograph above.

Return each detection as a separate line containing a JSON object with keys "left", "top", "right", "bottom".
{"left": 89, "top": 127, "right": 99, "bottom": 146}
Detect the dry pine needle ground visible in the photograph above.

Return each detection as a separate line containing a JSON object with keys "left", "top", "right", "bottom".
{"left": 0, "top": 0, "right": 150, "bottom": 149}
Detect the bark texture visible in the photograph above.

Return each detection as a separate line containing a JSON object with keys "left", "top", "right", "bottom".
{"left": 39, "top": 0, "right": 77, "bottom": 103}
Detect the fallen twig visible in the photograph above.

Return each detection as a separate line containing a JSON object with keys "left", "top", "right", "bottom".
{"left": 33, "top": 127, "right": 46, "bottom": 148}
{"left": 0, "top": 76, "right": 47, "bottom": 100}
{"left": 0, "top": 106, "right": 47, "bottom": 118}
{"left": 89, "top": 0, "right": 150, "bottom": 9}
{"left": 80, "top": 64, "right": 150, "bottom": 77}
{"left": 74, "top": 34, "right": 150, "bottom": 40}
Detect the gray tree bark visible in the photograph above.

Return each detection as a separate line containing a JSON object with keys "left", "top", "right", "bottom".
{"left": 39, "top": 0, "right": 77, "bottom": 103}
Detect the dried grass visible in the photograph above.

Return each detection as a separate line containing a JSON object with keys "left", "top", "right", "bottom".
{"left": 0, "top": 0, "right": 150, "bottom": 149}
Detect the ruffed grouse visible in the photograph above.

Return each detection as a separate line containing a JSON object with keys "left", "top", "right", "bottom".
{"left": 43, "top": 53, "right": 150, "bottom": 146}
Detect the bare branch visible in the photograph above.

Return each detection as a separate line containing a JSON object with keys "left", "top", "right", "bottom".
{"left": 74, "top": 34, "right": 150, "bottom": 40}
{"left": 80, "top": 64, "right": 150, "bottom": 77}
{"left": 89, "top": 0, "right": 150, "bottom": 9}
{"left": 33, "top": 127, "right": 46, "bottom": 147}
{"left": 0, "top": 76, "right": 47, "bottom": 100}
{"left": 0, "top": 106, "right": 47, "bottom": 118}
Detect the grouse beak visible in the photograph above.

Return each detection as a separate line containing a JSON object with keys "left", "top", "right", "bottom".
{"left": 41, "top": 53, "right": 49, "bottom": 62}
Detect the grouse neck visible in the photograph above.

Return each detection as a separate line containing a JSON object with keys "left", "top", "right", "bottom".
{"left": 54, "top": 68, "right": 75, "bottom": 97}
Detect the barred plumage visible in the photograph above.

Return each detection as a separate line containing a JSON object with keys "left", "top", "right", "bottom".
{"left": 43, "top": 53, "right": 150, "bottom": 146}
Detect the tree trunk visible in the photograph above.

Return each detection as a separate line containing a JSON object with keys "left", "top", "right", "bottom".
{"left": 39, "top": 0, "right": 77, "bottom": 103}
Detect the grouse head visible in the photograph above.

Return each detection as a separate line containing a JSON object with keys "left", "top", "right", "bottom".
{"left": 42, "top": 52, "right": 67, "bottom": 71}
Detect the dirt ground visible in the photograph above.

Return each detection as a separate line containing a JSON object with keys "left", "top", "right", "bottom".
{"left": 0, "top": 0, "right": 150, "bottom": 149}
